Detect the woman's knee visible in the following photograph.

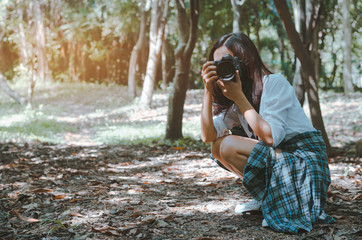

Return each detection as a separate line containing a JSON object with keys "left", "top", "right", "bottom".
{"left": 212, "top": 136, "right": 237, "bottom": 161}
{"left": 213, "top": 135, "right": 258, "bottom": 162}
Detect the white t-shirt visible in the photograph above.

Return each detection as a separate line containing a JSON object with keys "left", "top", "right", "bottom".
{"left": 212, "top": 74, "right": 315, "bottom": 147}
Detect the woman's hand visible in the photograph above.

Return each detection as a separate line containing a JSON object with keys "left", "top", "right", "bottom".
{"left": 216, "top": 70, "right": 244, "bottom": 103}
{"left": 201, "top": 61, "right": 218, "bottom": 91}
{"left": 201, "top": 61, "right": 218, "bottom": 143}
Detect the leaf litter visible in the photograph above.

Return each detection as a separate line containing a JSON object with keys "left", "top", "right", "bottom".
{"left": 0, "top": 90, "right": 361, "bottom": 239}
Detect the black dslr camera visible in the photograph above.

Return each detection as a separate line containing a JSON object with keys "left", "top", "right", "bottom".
{"left": 214, "top": 54, "right": 243, "bottom": 81}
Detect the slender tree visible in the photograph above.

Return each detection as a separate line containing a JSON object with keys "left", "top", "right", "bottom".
{"left": 342, "top": 0, "right": 353, "bottom": 94}
{"left": 230, "top": 0, "right": 246, "bottom": 33}
{"left": 17, "top": 1, "right": 29, "bottom": 66}
{"left": 273, "top": 0, "right": 332, "bottom": 155}
{"left": 291, "top": 0, "right": 307, "bottom": 105}
{"left": 161, "top": 29, "right": 168, "bottom": 90}
{"left": 34, "top": 0, "right": 48, "bottom": 83}
{"left": 139, "top": 0, "right": 169, "bottom": 108}
{"left": 128, "top": 0, "right": 150, "bottom": 99}
{"left": 165, "top": 0, "right": 199, "bottom": 139}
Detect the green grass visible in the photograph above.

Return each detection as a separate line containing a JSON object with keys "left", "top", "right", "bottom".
{"left": 1, "top": 79, "right": 361, "bottom": 147}
{"left": 0, "top": 80, "right": 202, "bottom": 145}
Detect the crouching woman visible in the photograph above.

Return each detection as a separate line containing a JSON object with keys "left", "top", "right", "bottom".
{"left": 200, "top": 32, "right": 334, "bottom": 234}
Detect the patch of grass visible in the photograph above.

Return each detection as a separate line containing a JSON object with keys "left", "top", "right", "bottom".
{"left": 183, "top": 120, "right": 201, "bottom": 140}
{"left": 0, "top": 80, "right": 131, "bottom": 144}
{"left": 95, "top": 122, "right": 167, "bottom": 145}
{"left": 1, "top": 80, "right": 203, "bottom": 145}
{"left": 3, "top": 79, "right": 360, "bottom": 147}
{"left": 0, "top": 114, "right": 77, "bottom": 143}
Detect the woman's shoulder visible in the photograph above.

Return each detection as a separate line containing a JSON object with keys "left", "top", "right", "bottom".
{"left": 262, "top": 74, "right": 293, "bottom": 97}
{"left": 263, "top": 74, "right": 291, "bottom": 88}
{"left": 263, "top": 73, "right": 288, "bottom": 84}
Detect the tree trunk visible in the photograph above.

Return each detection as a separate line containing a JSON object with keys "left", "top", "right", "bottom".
{"left": 34, "top": 0, "right": 48, "bottom": 82}
{"left": 342, "top": 0, "right": 353, "bottom": 94}
{"left": 291, "top": 0, "right": 307, "bottom": 105}
{"left": 17, "top": 1, "right": 36, "bottom": 105}
{"left": 165, "top": 0, "right": 199, "bottom": 139}
{"left": 128, "top": 1, "right": 149, "bottom": 99}
{"left": 17, "top": 2, "right": 29, "bottom": 64}
{"left": 69, "top": 41, "right": 78, "bottom": 82}
{"left": 161, "top": 44, "right": 167, "bottom": 89}
{"left": 253, "top": 7, "right": 261, "bottom": 51}
{"left": 230, "top": 0, "right": 245, "bottom": 33}
{"left": 273, "top": 0, "right": 332, "bottom": 155}
{"left": 292, "top": 60, "right": 306, "bottom": 105}
{"left": 139, "top": 0, "right": 169, "bottom": 108}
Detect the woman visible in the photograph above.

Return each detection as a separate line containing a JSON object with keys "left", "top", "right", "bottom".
{"left": 200, "top": 32, "right": 334, "bottom": 234}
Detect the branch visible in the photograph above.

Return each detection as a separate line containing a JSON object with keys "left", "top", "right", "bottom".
{"left": 174, "top": 0, "right": 188, "bottom": 58}
{"left": 273, "top": 0, "right": 315, "bottom": 78}
{"left": 185, "top": 0, "right": 199, "bottom": 58}
{"left": 0, "top": 74, "right": 26, "bottom": 105}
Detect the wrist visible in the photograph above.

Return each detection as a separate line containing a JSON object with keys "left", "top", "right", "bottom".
{"left": 204, "top": 85, "right": 214, "bottom": 93}
{"left": 235, "top": 94, "right": 253, "bottom": 114}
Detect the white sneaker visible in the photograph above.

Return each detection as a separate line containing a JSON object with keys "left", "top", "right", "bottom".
{"left": 262, "top": 219, "right": 268, "bottom": 227}
{"left": 235, "top": 200, "right": 261, "bottom": 214}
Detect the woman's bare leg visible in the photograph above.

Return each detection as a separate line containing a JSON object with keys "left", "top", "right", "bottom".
{"left": 212, "top": 135, "right": 259, "bottom": 178}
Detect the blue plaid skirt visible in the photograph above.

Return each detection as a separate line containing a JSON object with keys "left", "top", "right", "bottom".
{"left": 243, "top": 131, "right": 334, "bottom": 233}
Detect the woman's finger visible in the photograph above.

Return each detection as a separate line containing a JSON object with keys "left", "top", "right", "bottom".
{"left": 203, "top": 65, "right": 216, "bottom": 77}
{"left": 202, "top": 61, "right": 215, "bottom": 72}
{"left": 216, "top": 80, "right": 225, "bottom": 89}
{"left": 205, "top": 70, "right": 216, "bottom": 79}
{"left": 235, "top": 70, "right": 241, "bottom": 83}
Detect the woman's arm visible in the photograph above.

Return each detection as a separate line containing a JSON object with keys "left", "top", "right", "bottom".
{"left": 234, "top": 95, "right": 273, "bottom": 146}
{"left": 201, "top": 90, "right": 217, "bottom": 142}
{"left": 216, "top": 72, "right": 273, "bottom": 146}
{"left": 200, "top": 61, "right": 218, "bottom": 143}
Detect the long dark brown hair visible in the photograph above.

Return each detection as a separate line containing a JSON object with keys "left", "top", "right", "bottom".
{"left": 208, "top": 32, "right": 272, "bottom": 115}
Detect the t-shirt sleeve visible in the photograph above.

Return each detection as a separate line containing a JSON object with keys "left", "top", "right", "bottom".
{"left": 213, "top": 107, "right": 240, "bottom": 139}
{"left": 261, "top": 75, "right": 294, "bottom": 147}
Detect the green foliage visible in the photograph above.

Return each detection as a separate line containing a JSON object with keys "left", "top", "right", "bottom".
{"left": 0, "top": 0, "right": 360, "bottom": 91}
{"left": 1, "top": 0, "right": 141, "bottom": 84}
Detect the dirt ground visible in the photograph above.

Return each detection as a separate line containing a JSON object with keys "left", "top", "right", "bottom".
{"left": 0, "top": 140, "right": 361, "bottom": 240}
{"left": 1, "top": 90, "right": 361, "bottom": 239}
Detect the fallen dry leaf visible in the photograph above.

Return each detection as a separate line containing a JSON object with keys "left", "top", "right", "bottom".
{"left": 31, "top": 188, "right": 54, "bottom": 193}
{"left": 52, "top": 194, "right": 66, "bottom": 200}
{"left": 0, "top": 163, "right": 17, "bottom": 170}
{"left": 92, "top": 226, "right": 113, "bottom": 232}
{"left": 141, "top": 215, "right": 156, "bottom": 224}
{"left": 202, "top": 183, "right": 218, "bottom": 187}
{"left": 69, "top": 199, "right": 85, "bottom": 203}
{"left": 69, "top": 212, "right": 84, "bottom": 217}
{"left": 127, "top": 211, "right": 142, "bottom": 218}
{"left": 12, "top": 210, "right": 40, "bottom": 223}
{"left": 353, "top": 194, "right": 362, "bottom": 200}
{"left": 173, "top": 147, "right": 184, "bottom": 150}
{"left": 106, "top": 230, "right": 120, "bottom": 236}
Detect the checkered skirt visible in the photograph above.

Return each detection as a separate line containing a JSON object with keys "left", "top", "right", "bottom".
{"left": 243, "top": 131, "right": 334, "bottom": 233}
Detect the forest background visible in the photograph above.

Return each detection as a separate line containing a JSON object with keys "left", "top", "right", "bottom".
{"left": 0, "top": 0, "right": 361, "bottom": 239}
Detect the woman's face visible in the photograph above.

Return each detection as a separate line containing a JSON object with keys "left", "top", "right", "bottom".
{"left": 213, "top": 45, "right": 233, "bottom": 61}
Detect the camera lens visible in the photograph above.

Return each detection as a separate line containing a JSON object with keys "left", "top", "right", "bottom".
{"left": 216, "top": 61, "right": 235, "bottom": 81}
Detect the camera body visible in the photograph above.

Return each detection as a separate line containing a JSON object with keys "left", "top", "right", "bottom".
{"left": 214, "top": 54, "right": 243, "bottom": 81}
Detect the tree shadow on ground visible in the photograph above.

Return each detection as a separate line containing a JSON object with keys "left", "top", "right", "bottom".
{"left": 0, "top": 142, "right": 361, "bottom": 239}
